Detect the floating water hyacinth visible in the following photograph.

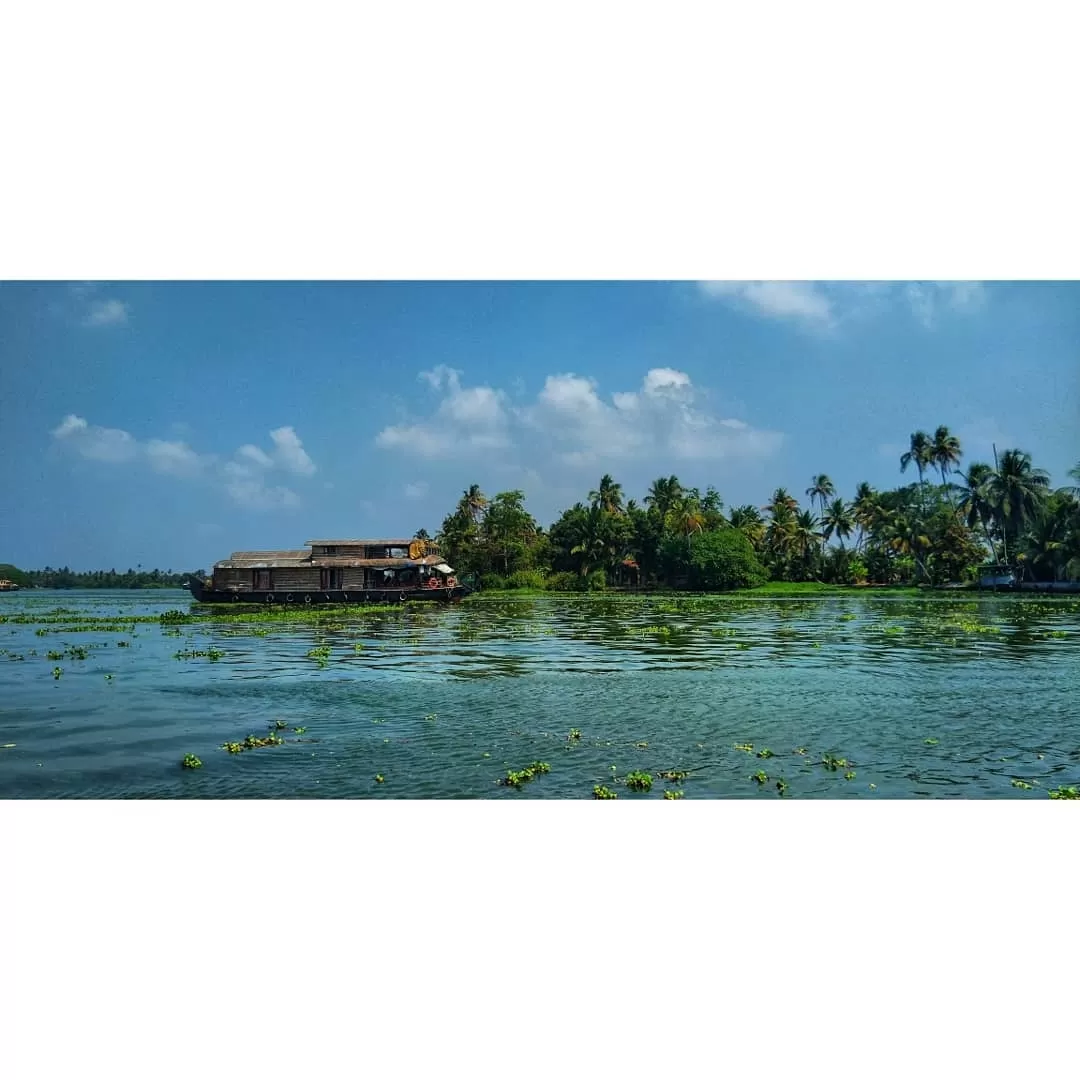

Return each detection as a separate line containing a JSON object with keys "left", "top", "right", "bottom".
{"left": 181, "top": 754, "right": 203, "bottom": 769}
{"left": 625, "top": 770, "right": 652, "bottom": 792}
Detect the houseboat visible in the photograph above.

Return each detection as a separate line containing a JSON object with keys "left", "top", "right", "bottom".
{"left": 188, "top": 538, "right": 472, "bottom": 604}
{"left": 0, "top": 579, "right": 21, "bottom": 592}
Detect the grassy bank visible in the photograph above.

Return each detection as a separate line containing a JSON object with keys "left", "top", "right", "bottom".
{"left": 464, "top": 582, "right": 932, "bottom": 600}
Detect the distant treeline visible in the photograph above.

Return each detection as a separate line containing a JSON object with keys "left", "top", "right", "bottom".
{"left": 0, "top": 564, "right": 203, "bottom": 589}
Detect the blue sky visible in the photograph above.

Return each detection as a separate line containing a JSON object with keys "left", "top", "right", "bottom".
{"left": 1, "top": 281, "right": 1077, "bottom": 572}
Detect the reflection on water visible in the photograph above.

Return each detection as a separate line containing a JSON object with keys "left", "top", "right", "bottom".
{"left": 1, "top": 589, "right": 1078, "bottom": 799}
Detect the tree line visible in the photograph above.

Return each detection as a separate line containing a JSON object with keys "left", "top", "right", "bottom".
{"left": 0, "top": 565, "right": 203, "bottom": 589}
{"left": 425, "top": 426, "right": 1080, "bottom": 590}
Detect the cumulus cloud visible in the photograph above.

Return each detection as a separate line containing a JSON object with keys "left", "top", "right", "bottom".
{"left": 699, "top": 280, "right": 987, "bottom": 333}
{"left": 699, "top": 281, "right": 835, "bottom": 329}
{"left": 51, "top": 416, "right": 316, "bottom": 510}
{"left": 51, "top": 414, "right": 139, "bottom": 463}
{"left": 82, "top": 298, "right": 130, "bottom": 327}
{"left": 269, "top": 425, "right": 316, "bottom": 476}
{"left": 375, "top": 367, "right": 783, "bottom": 471}
{"left": 376, "top": 366, "right": 512, "bottom": 457}
{"left": 904, "top": 282, "right": 986, "bottom": 328}
{"left": 145, "top": 439, "right": 206, "bottom": 478}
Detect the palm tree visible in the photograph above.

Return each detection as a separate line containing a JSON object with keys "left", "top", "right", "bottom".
{"left": 1059, "top": 461, "right": 1080, "bottom": 499}
{"left": 851, "top": 482, "right": 878, "bottom": 552}
{"left": 458, "top": 484, "right": 488, "bottom": 525}
{"left": 645, "top": 475, "right": 684, "bottom": 525}
{"left": 806, "top": 474, "right": 835, "bottom": 571}
{"left": 1020, "top": 508, "right": 1067, "bottom": 582}
{"left": 931, "top": 425, "right": 962, "bottom": 505}
{"left": 822, "top": 497, "right": 854, "bottom": 550}
{"left": 900, "top": 431, "right": 934, "bottom": 515}
{"left": 986, "top": 449, "right": 1050, "bottom": 563}
{"left": 793, "top": 509, "right": 820, "bottom": 579}
{"left": 588, "top": 474, "right": 624, "bottom": 515}
{"left": 675, "top": 498, "right": 706, "bottom": 552}
{"left": 729, "top": 505, "right": 766, "bottom": 549}
{"left": 881, "top": 511, "right": 932, "bottom": 583}
{"left": 764, "top": 487, "right": 799, "bottom": 518}
{"left": 956, "top": 462, "right": 998, "bottom": 562}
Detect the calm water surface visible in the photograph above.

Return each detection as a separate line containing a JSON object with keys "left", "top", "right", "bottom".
{"left": 1, "top": 589, "right": 1077, "bottom": 799}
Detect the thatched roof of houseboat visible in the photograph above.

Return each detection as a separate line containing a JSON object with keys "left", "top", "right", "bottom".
{"left": 304, "top": 538, "right": 418, "bottom": 547}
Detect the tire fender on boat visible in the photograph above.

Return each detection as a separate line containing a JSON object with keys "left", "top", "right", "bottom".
{"left": 286, "top": 594, "right": 294, "bottom": 603}
{"left": 266, "top": 594, "right": 274, "bottom": 604}
{"left": 304, "top": 594, "right": 312, "bottom": 604}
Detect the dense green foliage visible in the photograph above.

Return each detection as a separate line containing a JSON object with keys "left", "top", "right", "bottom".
{"left": 0, "top": 565, "right": 203, "bottom": 589}
{"left": 427, "top": 434, "right": 1079, "bottom": 591}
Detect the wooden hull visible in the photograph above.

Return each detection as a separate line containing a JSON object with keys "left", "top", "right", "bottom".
{"left": 187, "top": 580, "right": 472, "bottom": 604}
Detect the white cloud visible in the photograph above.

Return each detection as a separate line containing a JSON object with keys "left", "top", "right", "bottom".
{"left": 404, "top": 482, "right": 429, "bottom": 499}
{"left": 269, "top": 425, "right": 316, "bottom": 476}
{"left": 237, "top": 444, "right": 274, "bottom": 468}
{"left": 699, "top": 281, "right": 834, "bottom": 328}
{"left": 51, "top": 413, "right": 139, "bottom": 462}
{"left": 377, "top": 369, "right": 512, "bottom": 458}
{"left": 82, "top": 298, "right": 130, "bottom": 327}
{"left": 51, "top": 416, "right": 315, "bottom": 510}
{"left": 145, "top": 439, "right": 207, "bottom": 478}
{"left": 699, "top": 280, "right": 987, "bottom": 333}
{"left": 376, "top": 367, "right": 783, "bottom": 471}
{"left": 222, "top": 461, "right": 300, "bottom": 510}
{"left": 905, "top": 281, "right": 986, "bottom": 328}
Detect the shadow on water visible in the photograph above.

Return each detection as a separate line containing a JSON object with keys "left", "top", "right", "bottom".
{"left": 1, "top": 588, "right": 1078, "bottom": 797}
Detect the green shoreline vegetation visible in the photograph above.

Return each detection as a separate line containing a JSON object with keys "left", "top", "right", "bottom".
{"left": 3, "top": 430, "right": 1077, "bottom": 597}
{"left": 425, "top": 433, "right": 1078, "bottom": 595}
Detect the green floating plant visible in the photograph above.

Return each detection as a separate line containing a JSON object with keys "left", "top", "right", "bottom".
{"left": 625, "top": 770, "right": 653, "bottom": 793}
{"left": 1048, "top": 786, "right": 1080, "bottom": 800}
{"left": 793, "top": 747, "right": 808, "bottom": 756}
{"left": 500, "top": 761, "right": 551, "bottom": 788}
{"left": 924, "top": 738, "right": 939, "bottom": 746}
{"left": 775, "top": 778, "right": 788, "bottom": 796}
{"left": 294, "top": 726, "right": 307, "bottom": 734}
{"left": 567, "top": 728, "right": 582, "bottom": 742}
{"left": 593, "top": 785, "right": 618, "bottom": 800}
{"left": 757, "top": 748, "right": 774, "bottom": 759}
{"left": 663, "top": 790, "right": 685, "bottom": 800}
{"left": 752, "top": 770, "right": 768, "bottom": 784}
{"left": 659, "top": 769, "right": 688, "bottom": 783}
{"left": 635, "top": 741, "right": 649, "bottom": 749}
{"left": 844, "top": 770, "right": 856, "bottom": 781}
{"left": 181, "top": 754, "right": 203, "bottom": 769}
{"left": 375, "top": 774, "right": 385, "bottom": 783}
{"left": 424, "top": 713, "right": 438, "bottom": 722}
{"left": 734, "top": 743, "right": 754, "bottom": 753}
{"left": 274, "top": 719, "right": 288, "bottom": 730}
{"left": 1010, "top": 779, "right": 1033, "bottom": 790}
{"left": 821, "top": 755, "right": 848, "bottom": 772}
{"left": 52, "top": 666, "right": 62, "bottom": 679}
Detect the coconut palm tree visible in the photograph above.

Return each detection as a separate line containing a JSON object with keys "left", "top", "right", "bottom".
{"left": 881, "top": 510, "right": 932, "bottom": 583}
{"left": 986, "top": 449, "right": 1051, "bottom": 563}
{"left": 675, "top": 498, "right": 706, "bottom": 547}
{"left": 588, "top": 474, "right": 624, "bottom": 515}
{"left": 931, "top": 425, "right": 963, "bottom": 505}
{"left": 900, "top": 431, "right": 934, "bottom": 515}
{"left": 822, "top": 497, "right": 855, "bottom": 550}
{"left": 764, "top": 487, "right": 799, "bottom": 518}
{"left": 806, "top": 474, "right": 835, "bottom": 571}
{"left": 458, "top": 484, "right": 488, "bottom": 524}
{"left": 792, "top": 509, "right": 820, "bottom": 579}
{"left": 645, "top": 475, "right": 684, "bottom": 525}
{"left": 729, "top": 505, "right": 766, "bottom": 549}
{"left": 956, "top": 462, "right": 998, "bottom": 562}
